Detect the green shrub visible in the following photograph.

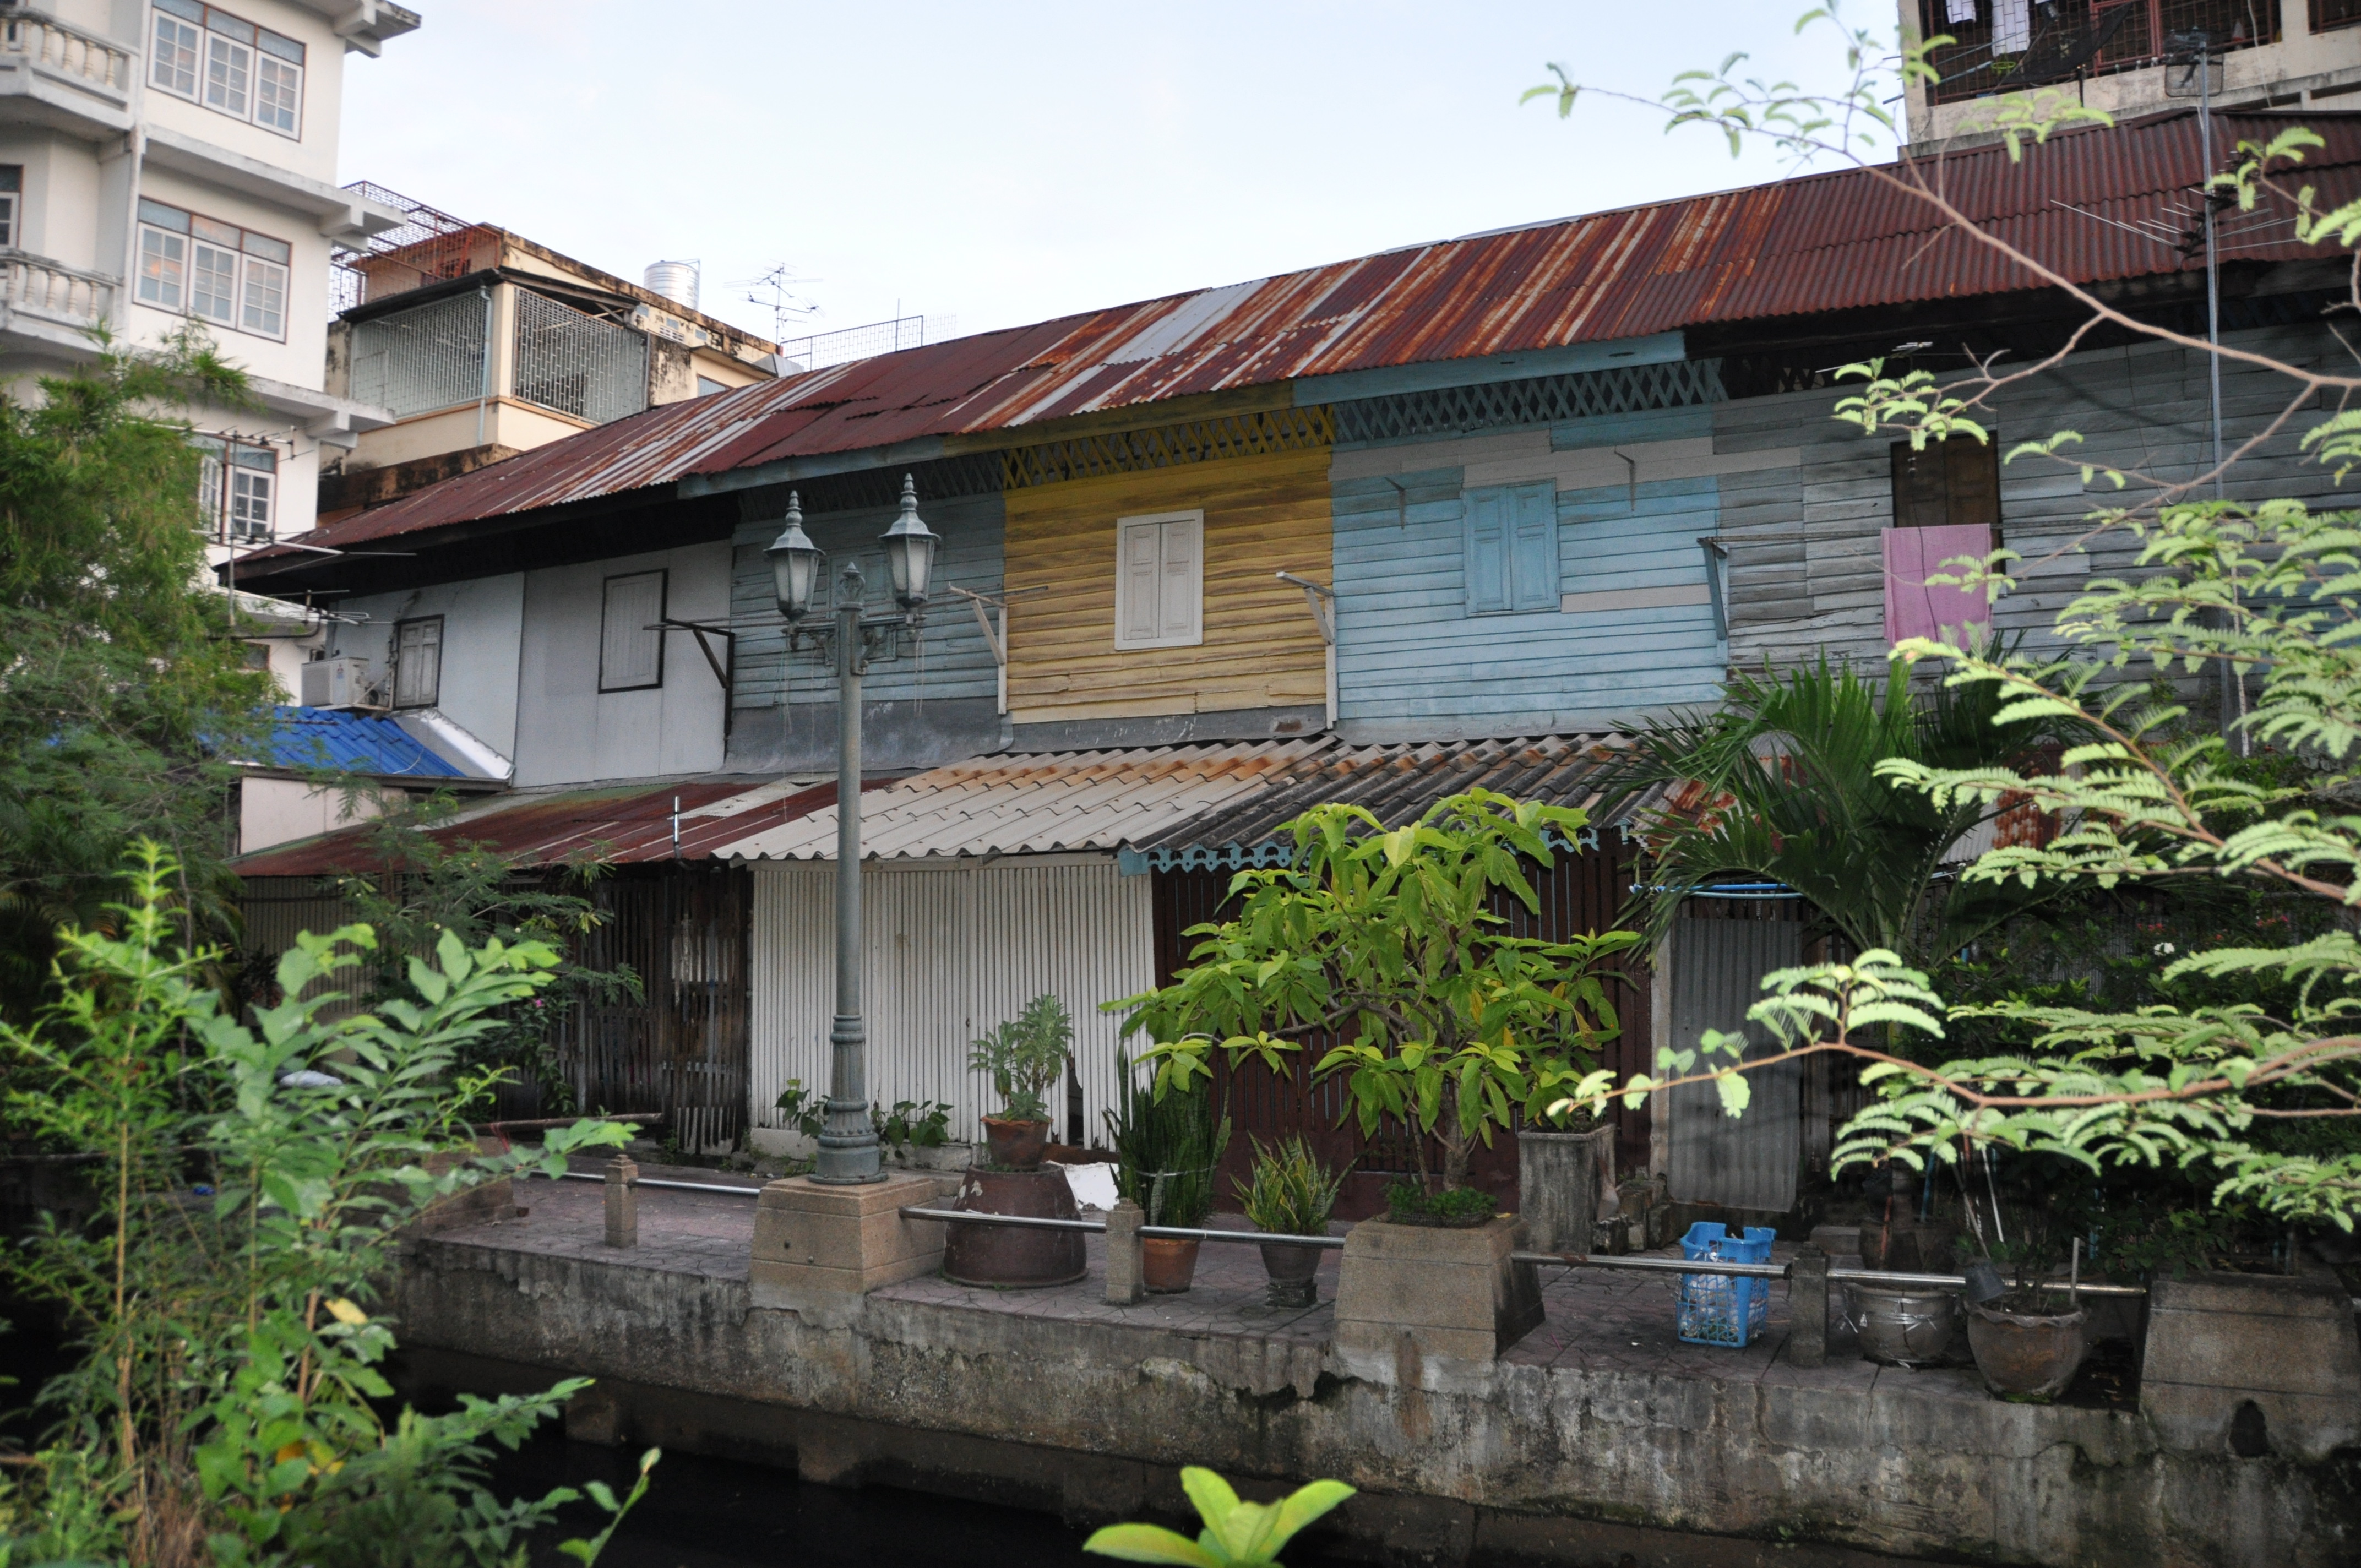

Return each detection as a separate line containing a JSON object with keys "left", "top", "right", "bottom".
{"left": 969, "top": 993, "right": 1073, "bottom": 1123}
{"left": 1237, "top": 1136, "right": 1346, "bottom": 1237}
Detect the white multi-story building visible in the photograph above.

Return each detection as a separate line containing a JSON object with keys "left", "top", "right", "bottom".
{"left": 0, "top": 0, "right": 415, "bottom": 561}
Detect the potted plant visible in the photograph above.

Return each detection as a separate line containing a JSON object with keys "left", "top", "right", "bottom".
{"left": 1966, "top": 1242, "right": 2091, "bottom": 1400}
{"left": 1105, "top": 1053, "right": 1231, "bottom": 1294}
{"left": 1116, "top": 793, "right": 1635, "bottom": 1220}
{"left": 967, "top": 993, "right": 1071, "bottom": 1170}
{"left": 1237, "top": 1135, "right": 1346, "bottom": 1305}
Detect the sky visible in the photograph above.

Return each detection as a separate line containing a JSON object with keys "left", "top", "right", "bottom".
{"left": 340, "top": 2, "right": 1901, "bottom": 350}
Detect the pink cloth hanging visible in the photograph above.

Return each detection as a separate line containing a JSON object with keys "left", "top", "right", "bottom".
{"left": 1883, "top": 525, "right": 1995, "bottom": 647}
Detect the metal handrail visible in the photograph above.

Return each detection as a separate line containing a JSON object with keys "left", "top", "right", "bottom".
{"left": 543, "top": 1170, "right": 763, "bottom": 1197}
{"left": 897, "top": 1205, "right": 1346, "bottom": 1249}
{"left": 1512, "top": 1250, "right": 2147, "bottom": 1297}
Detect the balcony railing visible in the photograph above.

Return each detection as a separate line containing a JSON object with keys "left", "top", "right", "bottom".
{"left": 0, "top": 250, "right": 116, "bottom": 328}
{"left": 0, "top": 14, "right": 134, "bottom": 96}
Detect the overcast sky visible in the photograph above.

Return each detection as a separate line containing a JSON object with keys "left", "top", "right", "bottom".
{"left": 341, "top": 3, "right": 1899, "bottom": 349}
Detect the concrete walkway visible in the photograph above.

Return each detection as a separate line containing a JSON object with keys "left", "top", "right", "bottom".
{"left": 481, "top": 1172, "right": 1990, "bottom": 1401}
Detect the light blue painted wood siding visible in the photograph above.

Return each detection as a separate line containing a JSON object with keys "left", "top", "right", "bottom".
{"left": 729, "top": 490, "right": 1005, "bottom": 714}
{"left": 1334, "top": 435, "right": 1726, "bottom": 734}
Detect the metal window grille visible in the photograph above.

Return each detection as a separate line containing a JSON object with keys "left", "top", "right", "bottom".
{"left": 1003, "top": 405, "right": 1334, "bottom": 489}
{"left": 513, "top": 288, "right": 648, "bottom": 426}
{"left": 1330, "top": 358, "right": 1724, "bottom": 447}
{"left": 350, "top": 291, "right": 487, "bottom": 419}
{"left": 1922, "top": 1, "right": 2281, "bottom": 107}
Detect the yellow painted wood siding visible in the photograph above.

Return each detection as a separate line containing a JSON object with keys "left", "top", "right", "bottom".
{"left": 1004, "top": 449, "right": 1331, "bottom": 721}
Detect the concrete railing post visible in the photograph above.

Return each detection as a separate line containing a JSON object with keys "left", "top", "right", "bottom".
{"left": 1105, "top": 1199, "right": 1145, "bottom": 1305}
{"left": 604, "top": 1156, "right": 639, "bottom": 1248}
{"left": 1789, "top": 1244, "right": 1827, "bottom": 1368}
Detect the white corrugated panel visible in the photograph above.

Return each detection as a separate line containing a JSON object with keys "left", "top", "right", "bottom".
{"left": 749, "top": 854, "right": 1154, "bottom": 1144}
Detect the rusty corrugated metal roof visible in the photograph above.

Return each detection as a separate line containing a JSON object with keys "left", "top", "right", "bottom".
{"left": 252, "top": 108, "right": 2358, "bottom": 563}
{"left": 232, "top": 777, "right": 845, "bottom": 878}
{"left": 719, "top": 742, "right": 1336, "bottom": 863}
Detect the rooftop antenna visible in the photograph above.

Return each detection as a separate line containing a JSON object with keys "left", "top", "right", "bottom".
{"left": 731, "top": 262, "right": 821, "bottom": 342}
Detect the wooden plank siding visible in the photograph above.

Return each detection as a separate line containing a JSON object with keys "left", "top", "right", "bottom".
{"left": 1002, "top": 449, "right": 1331, "bottom": 722}
{"left": 726, "top": 488, "right": 1006, "bottom": 718}
{"left": 1718, "top": 322, "right": 2353, "bottom": 670}
{"left": 1329, "top": 404, "right": 1748, "bottom": 738}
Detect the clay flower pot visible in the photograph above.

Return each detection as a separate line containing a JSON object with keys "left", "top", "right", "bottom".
{"left": 1967, "top": 1299, "right": 2089, "bottom": 1400}
{"left": 1259, "top": 1240, "right": 1323, "bottom": 1307}
{"left": 1141, "top": 1235, "right": 1201, "bottom": 1293}
{"left": 981, "top": 1116, "right": 1050, "bottom": 1170}
{"left": 942, "top": 1167, "right": 1086, "bottom": 1288}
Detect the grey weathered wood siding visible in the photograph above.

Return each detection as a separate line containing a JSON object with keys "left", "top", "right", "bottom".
{"left": 1719, "top": 322, "right": 2351, "bottom": 669}
{"left": 727, "top": 489, "right": 1006, "bottom": 718}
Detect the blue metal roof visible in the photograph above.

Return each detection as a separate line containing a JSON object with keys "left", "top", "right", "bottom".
{"left": 260, "top": 706, "right": 465, "bottom": 780}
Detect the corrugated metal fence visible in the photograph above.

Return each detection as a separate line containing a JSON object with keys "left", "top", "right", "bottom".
{"left": 1665, "top": 910, "right": 1805, "bottom": 1213}
{"left": 748, "top": 854, "right": 1155, "bottom": 1144}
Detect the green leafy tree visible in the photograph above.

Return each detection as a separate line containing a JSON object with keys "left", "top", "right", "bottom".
{"left": 0, "top": 844, "right": 643, "bottom": 1563}
{"left": 1116, "top": 791, "right": 1637, "bottom": 1194}
{"left": 0, "top": 326, "right": 274, "bottom": 1016}
{"left": 1528, "top": 8, "right": 2361, "bottom": 1226}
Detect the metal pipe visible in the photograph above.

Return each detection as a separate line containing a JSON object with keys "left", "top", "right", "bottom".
{"left": 486, "top": 1112, "right": 661, "bottom": 1136}
{"left": 545, "top": 1170, "right": 762, "bottom": 1197}
{"left": 898, "top": 1206, "right": 1345, "bottom": 1248}
{"left": 1829, "top": 1267, "right": 2144, "bottom": 1298}
{"left": 1516, "top": 1251, "right": 1785, "bottom": 1280}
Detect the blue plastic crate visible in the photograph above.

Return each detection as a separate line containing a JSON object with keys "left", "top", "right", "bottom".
{"left": 1675, "top": 1222, "right": 1776, "bottom": 1348}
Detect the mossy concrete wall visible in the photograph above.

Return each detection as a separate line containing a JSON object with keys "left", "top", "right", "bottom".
{"left": 390, "top": 1238, "right": 2359, "bottom": 1568}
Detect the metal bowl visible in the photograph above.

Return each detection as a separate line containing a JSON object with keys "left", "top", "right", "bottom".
{"left": 1843, "top": 1282, "right": 1966, "bottom": 1367}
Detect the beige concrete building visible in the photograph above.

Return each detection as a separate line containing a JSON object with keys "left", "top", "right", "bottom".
{"left": 0, "top": 1, "right": 416, "bottom": 548}
{"left": 317, "top": 200, "right": 783, "bottom": 524}
{"left": 1903, "top": 2, "right": 2361, "bottom": 144}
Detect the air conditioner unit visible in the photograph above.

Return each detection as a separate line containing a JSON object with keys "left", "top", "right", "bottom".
{"left": 300, "top": 656, "right": 378, "bottom": 710}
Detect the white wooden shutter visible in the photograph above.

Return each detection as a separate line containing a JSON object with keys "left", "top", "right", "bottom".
{"left": 1114, "top": 512, "right": 1204, "bottom": 649}
{"left": 394, "top": 618, "right": 441, "bottom": 708}
{"left": 600, "top": 570, "right": 666, "bottom": 690}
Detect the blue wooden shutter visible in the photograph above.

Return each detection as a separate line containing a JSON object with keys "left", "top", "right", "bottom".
{"left": 1464, "top": 488, "right": 1509, "bottom": 614}
{"left": 1509, "top": 482, "right": 1558, "bottom": 612}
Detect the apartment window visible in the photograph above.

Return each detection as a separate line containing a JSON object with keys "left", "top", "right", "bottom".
{"left": 695, "top": 375, "right": 728, "bottom": 398}
{"left": 135, "top": 200, "right": 291, "bottom": 340}
{"left": 0, "top": 165, "right": 20, "bottom": 249}
{"left": 2315, "top": 0, "right": 2361, "bottom": 30}
{"left": 1113, "top": 511, "right": 1203, "bottom": 650}
{"left": 393, "top": 617, "right": 443, "bottom": 709}
{"left": 150, "top": 2, "right": 305, "bottom": 138}
{"left": 194, "top": 437, "right": 276, "bottom": 541}
{"left": 1463, "top": 481, "right": 1558, "bottom": 615}
{"left": 1886, "top": 436, "right": 2000, "bottom": 646}
{"left": 600, "top": 571, "right": 667, "bottom": 692}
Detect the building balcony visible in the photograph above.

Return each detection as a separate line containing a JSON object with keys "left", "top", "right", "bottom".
{"left": 0, "top": 13, "right": 134, "bottom": 136}
{"left": 0, "top": 248, "right": 116, "bottom": 354}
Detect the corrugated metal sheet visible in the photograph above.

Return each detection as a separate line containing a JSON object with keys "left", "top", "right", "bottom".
{"left": 747, "top": 856, "right": 1154, "bottom": 1146}
{"left": 230, "top": 777, "right": 844, "bottom": 876}
{"left": 720, "top": 742, "right": 1332, "bottom": 862}
{"left": 238, "top": 878, "right": 369, "bottom": 1017}
{"left": 258, "top": 706, "right": 464, "bottom": 780}
{"left": 1128, "top": 734, "right": 1677, "bottom": 869}
{"left": 240, "top": 109, "right": 2357, "bottom": 568}
{"left": 1665, "top": 913, "right": 1805, "bottom": 1212}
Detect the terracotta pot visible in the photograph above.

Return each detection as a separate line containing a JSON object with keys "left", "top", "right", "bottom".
{"left": 1141, "top": 1235, "right": 1202, "bottom": 1294}
{"left": 942, "top": 1167, "right": 1086, "bottom": 1288}
{"left": 982, "top": 1117, "right": 1050, "bottom": 1170}
{"left": 1259, "top": 1240, "right": 1322, "bottom": 1308}
{"left": 1967, "top": 1302, "right": 2089, "bottom": 1400}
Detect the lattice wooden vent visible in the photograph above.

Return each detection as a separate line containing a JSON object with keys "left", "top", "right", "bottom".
{"left": 1332, "top": 358, "right": 1724, "bottom": 445}
{"left": 1003, "top": 406, "right": 1335, "bottom": 489}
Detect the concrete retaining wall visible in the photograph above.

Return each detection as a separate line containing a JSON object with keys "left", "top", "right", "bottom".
{"left": 391, "top": 1239, "right": 2360, "bottom": 1567}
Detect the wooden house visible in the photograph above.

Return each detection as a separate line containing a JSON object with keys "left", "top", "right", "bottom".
{"left": 227, "top": 108, "right": 2361, "bottom": 1214}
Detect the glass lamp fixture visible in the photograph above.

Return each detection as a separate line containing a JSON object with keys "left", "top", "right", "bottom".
{"left": 765, "top": 491, "right": 822, "bottom": 622}
{"left": 879, "top": 474, "right": 940, "bottom": 610}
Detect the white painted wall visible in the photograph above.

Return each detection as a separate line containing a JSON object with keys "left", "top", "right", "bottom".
{"left": 326, "top": 573, "right": 525, "bottom": 758}
{"left": 513, "top": 541, "right": 732, "bottom": 785}
{"left": 238, "top": 773, "right": 384, "bottom": 853}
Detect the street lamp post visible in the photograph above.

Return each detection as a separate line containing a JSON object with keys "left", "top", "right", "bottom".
{"left": 768, "top": 477, "right": 940, "bottom": 1186}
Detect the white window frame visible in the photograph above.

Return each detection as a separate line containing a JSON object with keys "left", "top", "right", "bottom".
{"left": 1113, "top": 509, "right": 1205, "bottom": 652}
{"left": 149, "top": 3, "right": 306, "bottom": 139}
{"left": 134, "top": 199, "right": 291, "bottom": 341}
{"left": 393, "top": 616, "right": 443, "bottom": 710}
{"left": 0, "top": 165, "right": 20, "bottom": 251}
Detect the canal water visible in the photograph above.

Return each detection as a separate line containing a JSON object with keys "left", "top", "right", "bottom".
{"left": 498, "top": 1432, "right": 1350, "bottom": 1568}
